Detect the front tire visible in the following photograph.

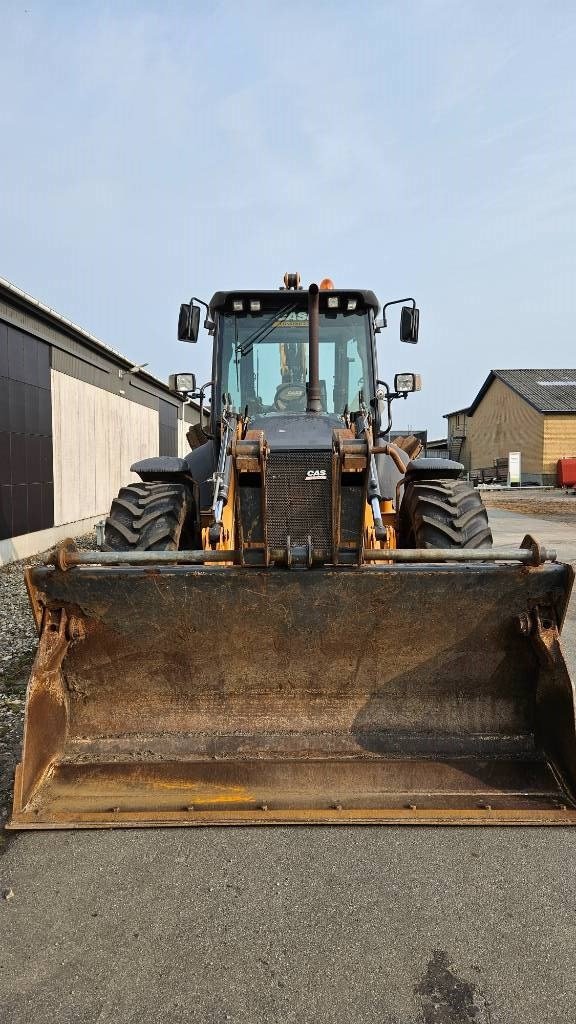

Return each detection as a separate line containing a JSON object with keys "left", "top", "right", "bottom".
{"left": 104, "top": 481, "right": 194, "bottom": 551}
{"left": 399, "top": 478, "right": 492, "bottom": 549}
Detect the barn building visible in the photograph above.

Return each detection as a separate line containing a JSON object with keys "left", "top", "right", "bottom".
{"left": 445, "top": 370, "right": 576, "bottom": 485}
{"left": 0, "top": 277, "right": 205, "bottom": 564}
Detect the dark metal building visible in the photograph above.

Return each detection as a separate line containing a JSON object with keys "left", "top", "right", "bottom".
{"left": 0, "top": 276, "right": 204, "bottom": 563}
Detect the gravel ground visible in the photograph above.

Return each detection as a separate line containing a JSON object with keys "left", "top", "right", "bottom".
{"left": 481, "top": 487, "right": 576, "bottom": 524}
{"left": 0, "top": 532, "right": 95, "bottom": 831}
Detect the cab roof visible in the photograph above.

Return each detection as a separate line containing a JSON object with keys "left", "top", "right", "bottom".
{"left": 209, "top": 289, "right": 380, "bottom": 316}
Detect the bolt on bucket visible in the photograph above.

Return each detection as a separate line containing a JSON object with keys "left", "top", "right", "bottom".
{"left": 8, "top": 555, "right": 576, "bottom": 828}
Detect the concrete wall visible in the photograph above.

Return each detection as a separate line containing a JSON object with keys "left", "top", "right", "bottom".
{"left": 178, "top": 416, "right": 187, "bottom": 458}
{"left": 51, "top": 370, "right": 158, "bottom": 526}
{"left": 0, "top": 515, "right": 103, "bottom": 566}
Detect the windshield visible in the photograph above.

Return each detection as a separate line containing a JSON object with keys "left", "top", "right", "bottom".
{"left": 220, "top": 306, "right": 373, "bottom": 417}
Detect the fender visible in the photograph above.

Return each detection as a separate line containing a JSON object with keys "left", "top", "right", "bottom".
{"left": 131, "top": 444, "right": 218, "bottom": 513}
{"left": 404, "top": 457, "right": 464, "bottom": 481}
{"left": 130, "top": 456, "right": 193, "bottom": 482}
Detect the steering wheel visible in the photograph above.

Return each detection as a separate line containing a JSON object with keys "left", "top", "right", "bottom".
{"left": 273, "top": 383, "right": 308, "bottom": 412}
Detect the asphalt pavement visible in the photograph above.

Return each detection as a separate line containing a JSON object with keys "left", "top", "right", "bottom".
{"left": 1, "top": 509, "right": 576, "bottom": 1024}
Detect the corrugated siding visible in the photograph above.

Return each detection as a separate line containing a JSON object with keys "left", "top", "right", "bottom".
{"left": 184, "top": 403, "right": 205, "bottom": 425}
{"left": 158, "top": 398, "right": 178, "bottom": 456}
{"left": 466, "top": 378, "right": 544, "bottom": 474}
{"left": 50, "top": 345, "right": 113, "bottom": 391}
{"left": 51, "top": 370, "right": 158, "bottom": 525}
{"left": 0, "top": 323, "right": 54, "bottom": 539}
{"left": 52, "top": 347, "right": 161, "bottom": 411}
{"left": 0, "top": 287, "right": 177, "bottom": 403}
{"left": 543, "top": 415, "right": 576, "bottom": 474}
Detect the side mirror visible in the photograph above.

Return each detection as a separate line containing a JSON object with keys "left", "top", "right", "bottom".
{"left": 169, "top": 372, "right": 197, "bottom": 394}
{"left": 177, "top": 303, "right": 201, "bottom": 342}
{"left": 400, "top": 306, "right": 419, "bottom": 344}
{"left": 394, "top": 372, "right": 422, "bottom": 394}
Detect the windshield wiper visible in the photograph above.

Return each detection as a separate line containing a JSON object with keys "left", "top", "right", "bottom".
{"left": 237, "top": 301, "right": 300, "bottom": 358}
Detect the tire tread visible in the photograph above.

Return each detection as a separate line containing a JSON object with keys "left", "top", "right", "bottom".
{"left": 400, "top": 478, "right": 492, "bottom": 549}
{"left": 104, "top": 481, "right": 193, "bottom": 551}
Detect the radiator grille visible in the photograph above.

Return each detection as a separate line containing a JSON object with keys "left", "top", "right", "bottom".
{"left": 266, "top": 450, "right": 332, "bottom": 549}
{"left": 340, "top": 482, "right": 365, "bottom": 544}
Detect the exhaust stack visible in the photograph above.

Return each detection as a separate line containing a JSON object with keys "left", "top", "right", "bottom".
{"left": 306, "top": 283, "right": 322, "bottom": 414}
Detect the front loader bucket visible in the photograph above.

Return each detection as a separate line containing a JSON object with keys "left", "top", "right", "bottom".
{"left": 8, "top": 559, "right": 576, "bottom": 828}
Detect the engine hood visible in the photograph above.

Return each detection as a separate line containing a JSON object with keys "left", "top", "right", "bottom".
{"left": 249, "top": 413, "right": 344, "bottom": 451}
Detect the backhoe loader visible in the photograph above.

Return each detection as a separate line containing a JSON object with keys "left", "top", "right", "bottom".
{"left": 9, "top": 274, "right": 576, "bottom": 828}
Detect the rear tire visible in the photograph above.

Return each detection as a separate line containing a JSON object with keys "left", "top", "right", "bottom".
{"left": 399, "top": 478, "right": 492, "bottom": 549}
{"left": 104, "top": 481, "right": 194, "bottom": 551}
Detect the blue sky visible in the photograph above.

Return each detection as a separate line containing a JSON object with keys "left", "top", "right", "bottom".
{"left": 2, "top": 0, "right": 575, "bottom": 435}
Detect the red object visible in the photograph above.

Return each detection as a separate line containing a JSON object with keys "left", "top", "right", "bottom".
{"left": 557, "top": 458, "right": 576, "bottom": 487}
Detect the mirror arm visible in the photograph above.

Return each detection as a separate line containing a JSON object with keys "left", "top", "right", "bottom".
{"left": 199, "top": 381, "right": 215, "bottom": 440}
{"left": 381, "top": 297, "right": 415, "bottom": 328}
{"left": 375, "top": 378, "right": 412, "bottom": 437}
{"left": 191, "top": 296, "right": 215, "bottom": 332}
{"left": 376, "top": 380, "right": 393, "bottom": 436}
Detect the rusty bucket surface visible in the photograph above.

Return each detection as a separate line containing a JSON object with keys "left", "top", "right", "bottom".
{"left": 8, "top": 559, "right": 576, "bottom": 828}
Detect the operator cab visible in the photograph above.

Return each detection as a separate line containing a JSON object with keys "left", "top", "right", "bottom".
{"left": 176, "top": 274, "right": 420, "bottom": 439}
{"left": 214, "top": 288, "right": 377, "bottom": 423}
